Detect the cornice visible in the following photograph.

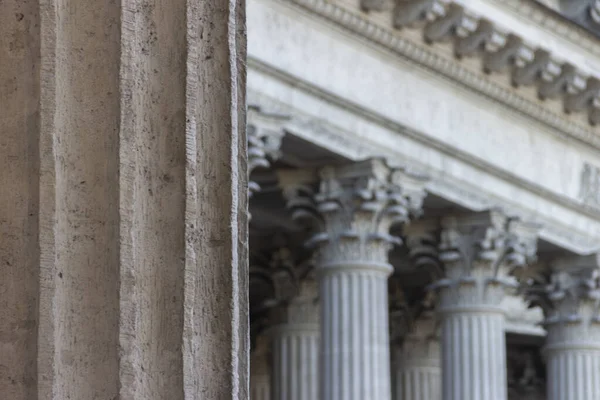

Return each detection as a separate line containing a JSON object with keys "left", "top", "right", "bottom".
{"left": 279, "top": 0, "right": 600, "bottom": 150}
{"left": 481, "top": 0, "right": 600, "bottom": 58}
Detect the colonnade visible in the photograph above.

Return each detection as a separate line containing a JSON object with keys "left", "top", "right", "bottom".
{"left": 250, "top": 158, "right": 600, "bottom": 400}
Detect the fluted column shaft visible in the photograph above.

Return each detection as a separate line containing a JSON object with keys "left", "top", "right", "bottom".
{"left": 540, "top": 265, "right": 600, "bottom": 400}
{"left": 546, "top": 343, "right": 600, "bottom": 400}
{"left": 271, "top": 282, "right": 320, "bottom": 400}
{"left": 296, "top": 159, "right": 428, "bottom": 400}
{"left": 251, "top": 372, "right": 271, "bottom": 400}
{"left": 251, "top": 336, "right": 271, "bottom": 400}
{"left": 433, "top": 212, "right": 538, "bottom": 400}
{"left": 393, "top": 318, "right": 441, "bottom": 400}
{"left": 440, "top": 307, "right": 506, "bottom": 400}
{"left": 320, "top": 263, "right": 393, "bottom": 400}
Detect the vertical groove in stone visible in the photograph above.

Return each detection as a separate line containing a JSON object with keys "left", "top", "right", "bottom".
{"left": 118, "top": 0, "right": 188, "bottom": 398}
{"left": 36, "top": 0, "right": 58, "bottom": 395}
{"left": 250, "top": 337, "right": 271, "bottom": 400}
{"left": 37, "top": 0, "right": 121, "bottom": 398}
{"left": 546, "top": 347, "right": 600, "bottom": 400}
{"left": 272, "top": 292, "right": 319, "bottom": 400}
{"left": 393, "top": 339, "right": 441, "bottom": 400}
{"left": 440, "top": 311, "right": 506, "bottom": 400}
{"left": 1, "top": 0, "right": 41, "bottom": 398}
{"left": 2, "top": 0, "right": 247, "bottom": 397}
{"left": 250, "top": 371, "right": 271, "bottom": 400}
{"left": 320, "top": 268, "right": 392, "bottom": 400}
{"left": 272, "top": 329, "right": 319, "bottom": 400}
{"left": 183, "top": 0, "right": 248, "bottom": 397}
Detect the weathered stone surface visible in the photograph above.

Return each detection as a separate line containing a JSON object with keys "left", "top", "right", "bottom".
{"left": 1, "top": 1, "right": 41, "bottom": 399}
{"left": 0, "top": 0, "right": 248, "bottom": 398}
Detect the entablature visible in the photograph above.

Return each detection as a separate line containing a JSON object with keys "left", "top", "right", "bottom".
{"left": 247, "top": 82, "right": 600, "bottom": 255}
{"left": 251, "top": 0, "right": 600, "bottom": 148}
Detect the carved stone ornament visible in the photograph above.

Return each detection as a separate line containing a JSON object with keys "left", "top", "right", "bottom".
{"left": 528, "top": 254, "right": 600, "bottom": 400}
{"left": 291, "top": 0, "right": 600, "bottom": 128}
{"left": 405, "top": 223, "right": 444, "bottom": 282}
{"left": 247, "top": 104, "right": 289, "bottom": 197}
{"left": 393, "top": 0, "right": 438, "bottom": 29}
{"left": 249, "top": 243, "right": 312, "bottom": 341}
{"left": 397, "top": 312, "right": 439, "bottom": 365}
{"left": 284, "top": 158, "right": 429, "bottom": 267}
{"left": 559, "top": 0, "right": 600, "bottom": 34}
{"left": 431, "top": 210, "right": 539, "bottom": 308}
{"left": 527, "top": 255, "right": 600, "bottom": 343}
{"left": 402, "top": 0, "right": 600, "bottom": 125}
{"left": 270, "top": 278, "right": 319, "bottom": 327}
{"left": 389, "top": 280, "right": 413, "bottom": 344}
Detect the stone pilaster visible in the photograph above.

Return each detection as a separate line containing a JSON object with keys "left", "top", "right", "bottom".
{"left": 431, "top": 211, "right": 538, "bottom": 400}
{"left": 251, "top": 336, "right": 272, "bottom": 400}
{"left": 0, "top": 0, "right": 248, "bottom": 398}
{"left": 271, "top": 280, "right": 320, "bottom": 400}
{"left": 393, "top": 314, "right": 441, "bottom": 400}
{"left": 292, "top": 158, "right": 427, "bottom": 400}
{"left": 532, "top": 256, "right": 600, "bottom": 400}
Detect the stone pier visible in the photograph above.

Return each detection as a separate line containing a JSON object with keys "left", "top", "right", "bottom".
{"left": 0, "top": 0, "right": 248, "bottom": 398}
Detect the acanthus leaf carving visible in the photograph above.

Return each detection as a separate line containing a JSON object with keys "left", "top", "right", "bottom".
{"left": 523, "top": 255, "right": 600, "bottom": 344}
{"left": 308, "top": 158, "right": 428, "bottom": 266}
{"left": 249, "top": 239, "right": 314, "bottom": 335}
{"left": 247, "top": 105, "right": 290, "bottom": 198}
{"left": 270, "top": 278, "right": 320, "bottom": 327}
{"left": 431, "top": 210, "right": 539, "bottom": 308}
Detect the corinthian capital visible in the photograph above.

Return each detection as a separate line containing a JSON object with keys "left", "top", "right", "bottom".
{"left": 432, "top": 210, "right": 539, "bottom": 308}
{"left": 522, "top": 255, "right": 600, "bottom": 349}
{"left": 534, "top": 255, "right": 600, "bottom": 325}
{"left": 311, "top": 158, "right": 428, "bottom": 266}
{"left": 439, "top": 211, "right": 538, "bottom": 276}
{"left": 247, "top": 105, "right": 289, "bottom": 197}
{"left": 270, "top": 279, "right": 319, "bottom": 327}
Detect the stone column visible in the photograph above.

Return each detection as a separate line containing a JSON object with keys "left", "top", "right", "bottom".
{"left": 0, "top": 0, "right": 248, "bottom": 398}
{"left": 271, "top": 280, "right": 320, "bottom": 400}
{"left": 536, "top": 258, "right": 600, "bottom": 400}
{"left": 251, "top": 336, "right": 272, "bottom": 400}
{"left": 393, "top": 315, "right": 441, "bottom": 400}
{"left": 431, "top": 212, "right": 538, "bottom": 400}
{"left": 292, "top": 159, "right": 427, "bottom": 400}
